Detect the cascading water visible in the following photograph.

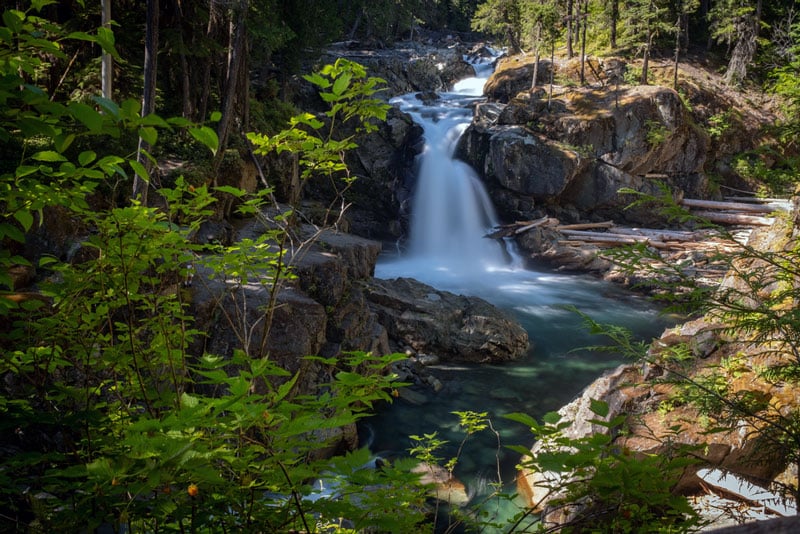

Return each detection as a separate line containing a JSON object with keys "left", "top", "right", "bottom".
{"left": 380, "top": 55, "right": 515, "bottom": 285}
{"left": 369, "top": 53, "right": 675, "bottom": 529}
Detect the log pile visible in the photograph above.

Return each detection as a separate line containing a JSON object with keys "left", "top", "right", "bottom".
{"left": 486, "top": 197, "right": 791, "bottom": 254}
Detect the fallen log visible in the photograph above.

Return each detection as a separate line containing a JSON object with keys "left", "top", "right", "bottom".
{"left": 680, "top": 198, "right": 780, "bottom": 214}
{"left": 611, "top": 227, "right": 714, "bottom": 242}
{"left": 485, "top": 216, "right": 551, "bottom": 238}
{"left": 723, "top": 196, "right": 790, "bottom": 204}
{"left": 561, "top": 231, "right": 668, "bottom": 249}
{"left": 690, "top": 211, "right": 775, "bottom": 226}
{"left": 555, "top": 221, "right": 614, "bottom": 231}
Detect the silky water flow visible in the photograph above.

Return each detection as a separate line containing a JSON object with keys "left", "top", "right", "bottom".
{"left": 365, "top": 54, "right": 675, "bottom": 528}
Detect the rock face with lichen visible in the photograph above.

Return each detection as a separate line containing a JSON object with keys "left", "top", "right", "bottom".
{"left": 456, "top": 55, "right": 711, "bottom": 226}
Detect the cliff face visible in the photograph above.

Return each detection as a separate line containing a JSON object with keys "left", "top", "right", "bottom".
{"left": 455, "top": 55, "right": 738, "bottom": 227}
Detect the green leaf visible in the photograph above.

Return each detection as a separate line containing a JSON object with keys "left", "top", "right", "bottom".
{"left": 68, "top": 102, "right": 103, "bottom": 132}
{"left": 506, "top": 444, "right": 535, "bottom": 457}
{"left": 275, "top": 373, "right": 299, "bottom": 403}
{"left": 0, "top": 222, "right": 25, "bottom": 243}
{"left": 2, "top": 10, "right": 23, "bottom": 33}
{"left": 78, "top": 151, "right": 97, "bottom": 166}
{"left": 167, "top": 117, "right": 193, "bottom": 127}
{"left": 14, "top": 166, "right": 37, "bottom": 178}
{"left": 93, "top": 96, "right": 120, "bottom": 119}
{"left": 138, "top": 126, "right": 158, "bottom": 146}
{"left": 32, "top": 150, "right": 66, "bottom": 162}
{"left": 590, "top": 399, "right": 610, "bottom": 418}
{"left": 542, "top": 411, "right": 562, "bottom": 425}
{"left": 17, "top": 117, "right": 56, "bottom": 138}
{"left": 129, "top": 160, "right": 149, "bottom": 182}
{"left": 120, "top": 98, "right": 141, "bottom": 119}
{"left": 504, "top": 412, "right": 539, "bottom": 428}
{"left": 95, "top": 26, "right": 119, "bottom": 58}
{"left": 209, "top": 111, "right": 222, "bottom": 122}
{"left": 213, "top": 185, "right": 246, "bottom": 197}
{"left": 53, "top": 133, "right": 75, "bottom": 153}
{"left": 13, "top": 210, "right": 34, "bottom": 232}
{"left": 189, "top": 126, "right": 218, "bottom": 155}
{"left": 303, "top": 72, "right": 331, "bottom": 89}
{"left": 32, "top": 0, "right": 58, "bottom": 11}
{"left": 141, "top": 114, "right": 170, "bottom": 128}
{"left": 332, "top": 72, "right": 352, "bottom": 96}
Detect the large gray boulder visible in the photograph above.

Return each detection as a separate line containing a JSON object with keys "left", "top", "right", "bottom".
{"left": 362, "top": 277, "right": 529, "bottom": 363}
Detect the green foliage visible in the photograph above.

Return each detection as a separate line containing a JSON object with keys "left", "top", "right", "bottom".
{"left": 706, "top": 110, "right": 735, "bottom": 139}
{"left": 732, "top": 149, "right": 799, "bottom": 195}
{"left": 645, "top": 119, "right": 671, "bottom": 148}
{"left": 623, "top": 65, "right": 644, "bottom": 85}
{"left": 248, "top": 58, "right": 389, "bottom": 215}
{"left": 0, "top": 8, "right": 432, "bottom": 531}
{"left": 507, "top": 401, "right": 703, "bottom": 533}
{"left": 597, "top": 184, "right": 800, "bottom": 510}
{"left": 471, "top": 0, "right": 523, "bottom": 52}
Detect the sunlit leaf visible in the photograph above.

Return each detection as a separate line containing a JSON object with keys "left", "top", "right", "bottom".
{"left": 32, "top": 150, "right": 66, "bottom": 162}
{"left": 189, "top": 126, "right": 218, "bottom": 155}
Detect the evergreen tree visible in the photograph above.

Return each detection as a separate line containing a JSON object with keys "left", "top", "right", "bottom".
{"left": 709, "top": 0, "right": 763, "bottom": 85}
{"left": 522, "top": 0, "right": 560, "bottom": 89}
{"left": 620, "top": 0, "right": 672, "bottom": 84}
{"left": 471, "top": 0, "right": 523, "bottom": 52}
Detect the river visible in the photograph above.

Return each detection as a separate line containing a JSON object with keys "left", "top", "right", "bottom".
{"left": 362, "top": 54, "right": 676, "bottom": 527}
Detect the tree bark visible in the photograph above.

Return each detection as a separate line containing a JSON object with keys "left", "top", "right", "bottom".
{"left": 133, "top": 0, "right": 159, "bottom": 203}
{"left": 531, "top": 25, "right": 540, "bottom": 90}
{"left": 566, "top": 0, "right": 574, "bottom": 58}
{"left": 673, "top": 7, "right": 681, "bottom": 89}
{"left": 579, "top": 0, "right": 588, "bottom": 85}
{"left": 101, "top": 0, "right": 112, "bottom": 101}
{"left": 212, "top": 0, "right": 248, "bottom": 178}
{"left": 198, "top": 0, "right": 217, "bottom": 122}
{"left": 610, "top": 0, "right": 618, "bottom": 49}
{"left": 175, "top": 0, "right": 192, "bottom": 119}
{"left": 724, "top": 0, "right": 761, "bottom": 86}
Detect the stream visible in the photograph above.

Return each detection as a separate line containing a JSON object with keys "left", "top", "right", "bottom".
{"left": 362, "top": 54, "right": 676, "bottom": 525}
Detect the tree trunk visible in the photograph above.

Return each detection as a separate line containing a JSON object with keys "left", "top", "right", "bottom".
{"left": 610, "top": 0, "right": 618, "bottom": 49}
{"left": 548, "top": 42, "right": 555, "bottom": 109}
{"left": 175, "top": 0, "right": 192, "bottom": 119}
{"left": 101, "top": 0, "right": 112, "bottom": 101}
{"left": 673, "top": 9, "right": 681, "bottom": 89}
{"left": 212, "top": 0, "right": 248, "bottom": 178}
{"left": 579, "top": 0, "right": 588, "bottom": 85}
{"left": 566, "top": 0, "right": 574, "bottom": 58}
{"left": 348, "top": 6, "right": 364, "bottom": 40}
{"left": 531, "top": 25, "right": 541, "bottom": 90}
{"left": 724, "top": 0, "right": 761, "bottom": 86}
{"left": 133, "top": 0, "right": 159, "bottom": 203}
{"left": 198, "top": 0, "right": 217, "bottom": 122}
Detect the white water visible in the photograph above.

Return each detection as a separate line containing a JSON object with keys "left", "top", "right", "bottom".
{"left": 369, "top": 54, "right": 674, "bottom": 529}
{"left": 380, "top": 54, "right": 516, "bottom": 285}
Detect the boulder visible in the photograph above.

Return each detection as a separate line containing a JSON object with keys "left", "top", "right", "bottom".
{"left": 362, "top": 277, "right": 529, "bottom": 363}
{"left": 188, "top": 222, "right": 391, "bottom": 456}
{"left": 412, "top": 462, "right": 470, "bottom": 506}
{"left": 342, "top": 107, "right": 424, "bottom": 240}
{"left": 457, "top": 81, "right": 710, "bottom": 224}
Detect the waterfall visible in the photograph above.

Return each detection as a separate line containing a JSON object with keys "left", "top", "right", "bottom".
{"left": 383, "top": 53, "right": 510, "bottom": 283}
{"left": 369, "top": 51, "right": 674, "bottom": 527}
